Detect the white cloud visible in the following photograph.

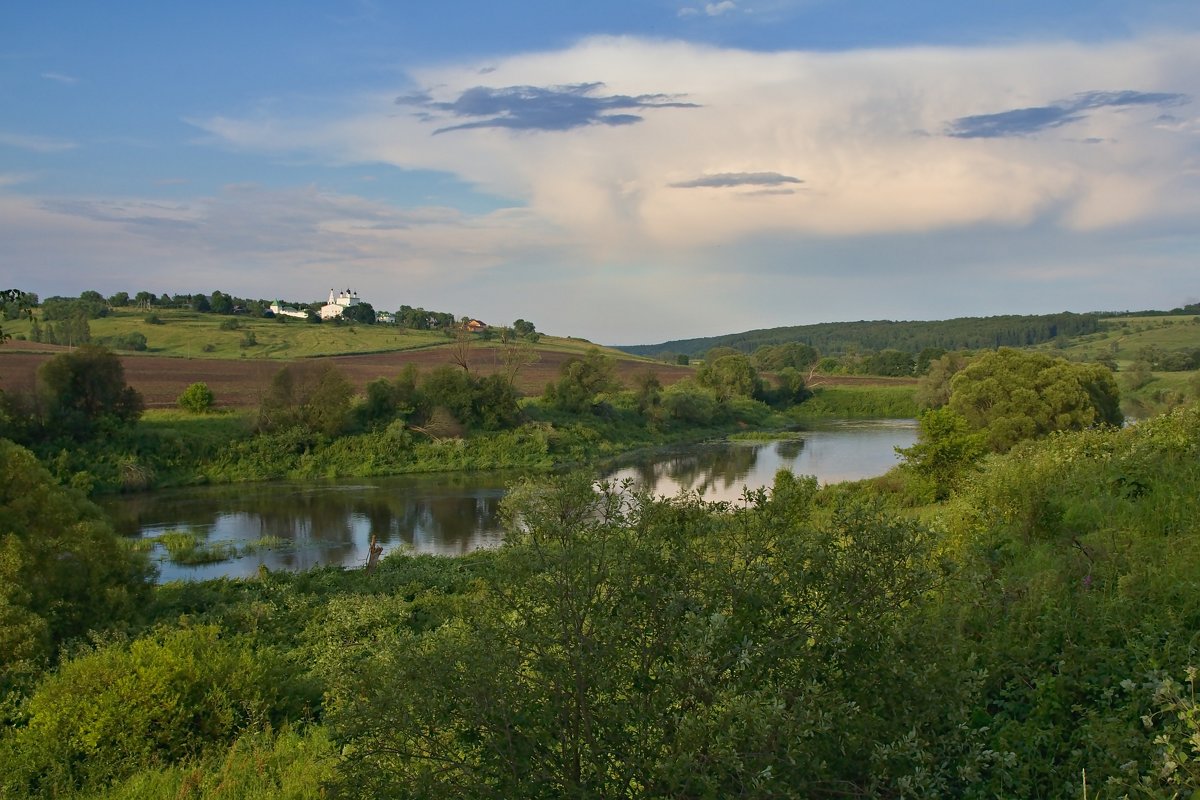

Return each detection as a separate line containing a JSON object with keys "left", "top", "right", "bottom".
{"left": 8, "top": 34, "right": 1200, "bottom": 342}
{"left": 194, "top": 34, "right": 1200, "bottom": 258}
{"left": 40, "top": 71, "right": 78, "bottom": 85}
{"left": 0, "top": 132, "right": 78, "bottom": 153}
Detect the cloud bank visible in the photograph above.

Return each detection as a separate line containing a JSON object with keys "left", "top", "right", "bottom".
{"left": 7, "top": 34, "right": 1200, "bottom": 341}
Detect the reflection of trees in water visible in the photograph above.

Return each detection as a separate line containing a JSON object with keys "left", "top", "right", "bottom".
{"left": 385, "top": 493, "right": 504, "bottom": 553}
{"left": 101, "top": 491, "right": 224, "bottom": 536}
{"left": 624, "top": 443, "right": 762, "bottom": 498}
{"left": 115, "top": 480, "right": 509, "bottom": 565}
{"left": 775, "top": 437, "right": 806, "bottom": 464}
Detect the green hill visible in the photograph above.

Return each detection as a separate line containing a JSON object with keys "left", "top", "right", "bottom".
{"left": 617, "top": 312, "right": 1103, "bottom": 358}
{"left": 3, "top": 307, "right": 625, "bottom": 362}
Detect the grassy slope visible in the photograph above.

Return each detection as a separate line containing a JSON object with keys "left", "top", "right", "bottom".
{"left": 5, "top": 307, "right": 638, "bottom": 362}
{"left": 1032, "top": 315, "right": 1200, "bottom": 412}
{"left": 1034, "top": 314, "right": 1200, "bottom": 366}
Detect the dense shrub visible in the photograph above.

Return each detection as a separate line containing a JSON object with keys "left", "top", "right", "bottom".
{"left": 0, "top": 440, "right": 152, "bottom": 689}
{"left": 177, "top": 382, "right": 215, "bottom": 413}
{"left": 1, "top": 625, "right": 298, "bottom": 795}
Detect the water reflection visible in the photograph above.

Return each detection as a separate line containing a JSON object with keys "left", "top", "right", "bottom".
{"left": 103, "top": 474, "right": 512, "bottom": 582}
{"left": 605, "top": 420, "right": 916, "bottom": 504}
{"left": 103, "top": 419, "right": 916, "bottom": 581}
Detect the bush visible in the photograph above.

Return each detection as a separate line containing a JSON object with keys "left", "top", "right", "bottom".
{"left": 0, "top": 440, "right": 152, "bottom": 689}
{"left": 661, "top": 379, "right": 720, "bottom": 425}
{"left": 2, "top": 625, "right": 297, "bottom": 795}
{"left": 104, "top": 332, "right": 148, "bottom": 351}
{"left": 177, "top": 382, "right": 215, "bottom": 413}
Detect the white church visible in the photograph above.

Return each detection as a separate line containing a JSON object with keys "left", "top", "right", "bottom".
{"left": 319, "top": 288, "right": 361, "bottom": 320}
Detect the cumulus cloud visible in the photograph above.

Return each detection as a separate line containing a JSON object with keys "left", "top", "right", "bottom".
{"left": 24, "top": 34, "right": 1200, "bottom": 341}
{"left": 946, "top": 90, "right": 1188, "bottom": 138}
{"left": 195, "top": 34, "right": 1200, "bottom": 252}
{"left": 396, "top": 82, "right": 699, "bottom": 133}
{"left": 670, "top": 171, "right": 803, "bottom": 188}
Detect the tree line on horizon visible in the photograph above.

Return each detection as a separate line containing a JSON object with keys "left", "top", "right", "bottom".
{"left": 623, "top": 311, "right": 1107, "bottom": 360}
{"left": 2, "top": 288, "right": 537, "bottom": 338}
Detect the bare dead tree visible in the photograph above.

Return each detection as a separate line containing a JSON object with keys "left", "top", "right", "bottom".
{"left": 365, "top": 533, "right": 384, "bottom": 575}
{"left": 500, "top": 340, "right": 541, "bottom": 387}
{"left": 449, "top": 327, "right": 473, "bottom": 373}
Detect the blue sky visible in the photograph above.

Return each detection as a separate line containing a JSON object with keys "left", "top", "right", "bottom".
{"left": 2, "top": 1, "right": 1199, "bottom": 344}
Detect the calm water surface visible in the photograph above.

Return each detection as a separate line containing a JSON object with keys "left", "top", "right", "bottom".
{"left": 103, "top": 419, "right": 916, "bottom": 581}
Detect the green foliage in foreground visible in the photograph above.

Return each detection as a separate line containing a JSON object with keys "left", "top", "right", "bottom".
{"left": 0, "top": 441, "right": 151, "bottom": 693}
{"left": 4, "top": 405, "right": 1200, "bottom": 797}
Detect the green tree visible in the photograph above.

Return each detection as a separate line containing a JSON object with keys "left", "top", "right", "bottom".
{"left": 897, "top": 407, "right": 986, "bottom": 499}
{"left": 258, "top": 364, "right": 354, "bottom": 436}
{"left": 915, "top": 352, "right": 967, "bottom": 409}
{"left": 947, "top": 348, "right": 1122, "bottom": 452}
{"left": 544, "top": 350, "right": 620, "bottom": 414}
{"left": 38, "top": 344, "right": 144, "bottom": 439}
{"left": 325, "top": 475, "right": 940, "bottom": 798}
{"left": 866, "top": 349, "right": 915, "bottom": 377}
{"left": 3, "top": 625, "right": 294, "bottom": 795}
{"left": 915, "top": 346, "right": 947, "bottom": 374}
{"left": 421, "top": 365, "right": 477, "bottom": 426}
{"left": 0, "top": 440, "right": 151, "bottom": 689}
{"left": 342, "top": 302, "right": 377, "bottom": 325}
{"left": 513, "top": 318, "right": 537, "bottom": 339}
{"left": 209, "top": 290, "right": 234, "bottom": 315}
{"left": 697, "top": 353, "right": 763, "bottom": 401}
{"left": 107, "top": 291, "right": 130, "bottom": 308}
{"left": 753, "top": 342, "right": 819, "bottom": 371}
{"left": 768, "top": 366, "right": 810, "bottom": 406}
{"left": 177, "top": 382, "right": 215, "bottom": 413}
{"left": 471, "top": 373, "right": 522, "bottom": 430}
{"left": 660, "top": 379, "right": 720, "bottom": 424}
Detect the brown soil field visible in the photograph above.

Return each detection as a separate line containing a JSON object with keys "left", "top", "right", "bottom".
{"left": 1, "top": 342, "right": 914, "bottom": 410}
{"left": 0, "top": 343, "right": 695, "bottom": 409}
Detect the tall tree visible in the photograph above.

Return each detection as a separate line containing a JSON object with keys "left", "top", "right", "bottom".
{"left": 947, "top": 348, "right": 1122, "bottom": 452}
{"left": 38, "top": 345, "right": 143, "bottom": 439}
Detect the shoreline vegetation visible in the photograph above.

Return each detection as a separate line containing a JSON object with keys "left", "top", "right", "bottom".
{"left": 4, "top": 294, "right": 1200, "bottom": 797}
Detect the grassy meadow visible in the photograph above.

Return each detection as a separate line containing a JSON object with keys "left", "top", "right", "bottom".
{"left": 3, "top": 306, "right": 629, "bottom": 361}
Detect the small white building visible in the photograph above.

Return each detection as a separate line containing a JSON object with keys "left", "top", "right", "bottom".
{"left": 320, "top": 288, "right": 360, "bottom": 320}
{"left": 269, "top": 300, "right": 309, "bottom": 319}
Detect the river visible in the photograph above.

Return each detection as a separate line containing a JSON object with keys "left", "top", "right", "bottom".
{"left": 102, "top": 419, "right": 917, "bottom": 581}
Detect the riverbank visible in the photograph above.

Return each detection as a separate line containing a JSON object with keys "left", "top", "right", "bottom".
{"left": 36, "top": 382, "right": 916, "bottom": 496}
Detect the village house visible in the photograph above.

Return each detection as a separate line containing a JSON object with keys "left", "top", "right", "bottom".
{"left": 269, "top": 300, "right": 309, "bottom": 319}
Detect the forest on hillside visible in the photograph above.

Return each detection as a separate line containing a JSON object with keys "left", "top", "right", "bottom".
{"left": 621, "top": 312, "right": 1103, "bottom": 358}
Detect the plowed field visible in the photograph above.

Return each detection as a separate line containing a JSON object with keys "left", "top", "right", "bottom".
{"left": 0, "top": 343, "right": 695, "bottom": 408}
